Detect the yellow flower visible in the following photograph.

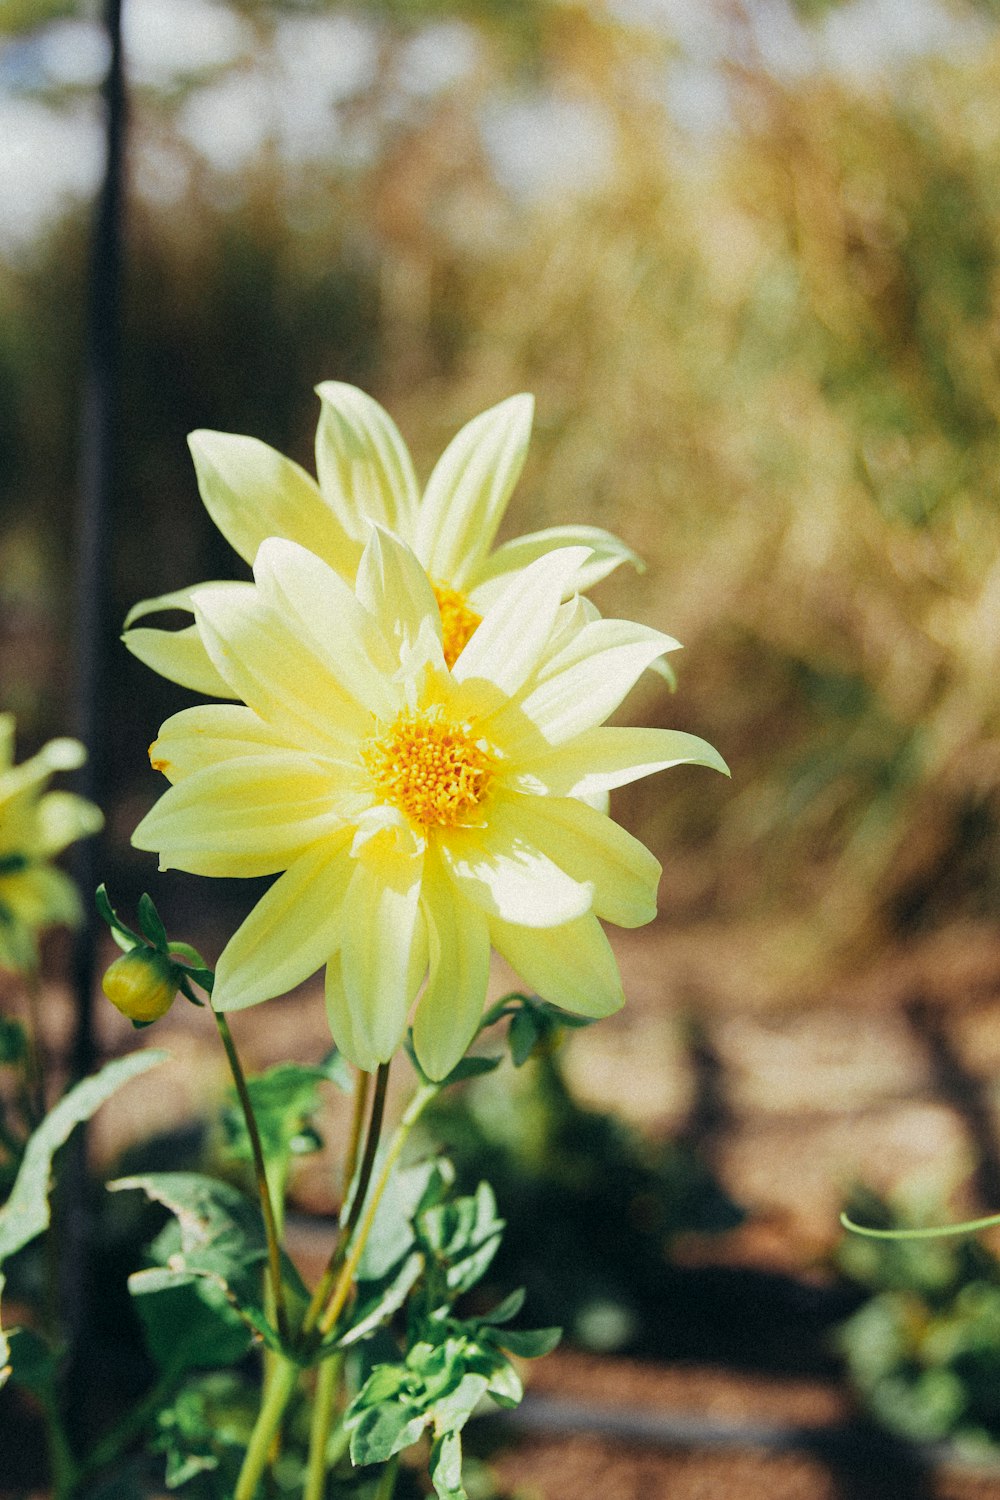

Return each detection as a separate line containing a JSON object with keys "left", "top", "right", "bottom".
{"left": 122, "top": 385, "right": 641, "bottom": 692}
{"left": 132, "top": 531, "right": 726, "bottom": 1080}
{"left": 0, "top": 715, "right": 104, "bottom": 974}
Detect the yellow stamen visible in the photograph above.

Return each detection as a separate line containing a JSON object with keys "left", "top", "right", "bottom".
{"left": 433, "top": 582, "right": 482, "bottom": 669}
{"left": 362, "top": 708, "right": 495, "bottom": 829}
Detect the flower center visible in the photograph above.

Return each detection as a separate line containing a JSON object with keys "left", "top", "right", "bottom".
{"left": 432, "top": 582, "right": 482, "bottom": 669}
{"left": 361, "top": 708, "right": 495, "bottom": 828}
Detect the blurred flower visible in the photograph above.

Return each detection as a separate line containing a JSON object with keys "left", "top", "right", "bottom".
{"left": 0, "top": 715, "right": 103, "bottom": 973}
{"left": 132, "top": 530, "right": 726, "bottom": 1079}
{"left": 122, "top": 384, "right": 640, "bottom": 692}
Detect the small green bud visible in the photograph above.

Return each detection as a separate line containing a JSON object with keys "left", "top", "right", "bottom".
{"left": 102, "top": 947, "right": 178, "bottom": 1024}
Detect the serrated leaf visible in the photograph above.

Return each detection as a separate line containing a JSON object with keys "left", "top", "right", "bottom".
{"left": 348, "top": 1400, "right": 426, "bottom": 1466}
{"left": 137, "top": 893, "right": 169, "bottom": 951}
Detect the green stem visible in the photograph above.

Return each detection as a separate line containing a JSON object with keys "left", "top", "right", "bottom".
{"left": 22, "top": 965, "right": 47, "bottom": 1127}
{"left": 342, "top": 1067, "right": 371, "bottom": 1204}
{"left": 300, "top": 1062, "right": 390, "bottom": 1342}
{"left": 40, "top": 1385, "right": 77, "bottom": 1500}
{"left": 318, "top": 1080, "right": 435, "bottom": 1339}
{"left": 303, "top": 1352, "right": 344, "bottom": 1500}
{"left": 374, "top": 1452, "right": 401, "bottom": 1500}
{"left": 212, "top": 1008, "right": 289, "bottom": 1343}
{"left": 233, "top": 1356, "right": 299, "bottom": 1500}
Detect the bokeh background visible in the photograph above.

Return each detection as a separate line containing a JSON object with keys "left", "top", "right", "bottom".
{"left": 8, "top": 0, "right": 1000, "bottom": 1490}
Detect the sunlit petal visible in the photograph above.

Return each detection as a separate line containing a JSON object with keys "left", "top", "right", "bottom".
{"left": 132, "top": 753, "right": 347, "bottom": 877}
{"left": 148, "top": 704, "right": 297, "bottom": 784}
{"left": 340, "top": 840, "right": 425, "bottom": 1064}
{"left": 414, "top": 394, "right": 533, "bottom": 586}
{"left": 452, "top": 546, "right": 592, "bottom": 697}
{"left": 314, "top": 381, "right": 420, "bottom": 541}
{"left": 440, "top": 796, "right": 593, "bottom": 927}
{"left": 489, "top": 911, "right": 624, "bottom": 1019}
{"left": 213, "top": 839, "right": 353, "bottom": 1010}
{"left": 469, "top": 523, "right": 642, "bottom": 610}
{"left": 189, "top": 428, "right": 360, "bottom": 576}
{"left": 512, "top": 794, "right": 661, "bottom": 928}
{"left": 412, "top": 848, "right": 490, "bottom": 1080}
{"left": 512, "top": 725, "right": 730, "bottom": 798}
{"left": 355, "top": 525, "right": 442, "bottom": 656}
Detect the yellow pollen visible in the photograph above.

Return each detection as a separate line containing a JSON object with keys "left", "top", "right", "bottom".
{"left": 362, "top": 708, "right": 495, "bottom": 828}
{"left": 433, "top": 582, "right": 482, "bottom": 669}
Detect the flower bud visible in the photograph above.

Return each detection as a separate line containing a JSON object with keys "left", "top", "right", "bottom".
{"left": 102, "top": 947, "right": 178, "bottom": 1024}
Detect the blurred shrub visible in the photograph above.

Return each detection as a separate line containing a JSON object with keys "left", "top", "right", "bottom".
{"left": 838, "top": 1183, "right": 1000, "bottom": 1451}
{"left": 5, "top": 2, "right": 1000, "bottom": 971}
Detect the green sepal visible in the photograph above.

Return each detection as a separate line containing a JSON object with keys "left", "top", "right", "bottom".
{"left": 96, "top": 883, "right": 141, "bottom": 947}
{"left": 137, "top": 892, "right": 169, "bottom": 951}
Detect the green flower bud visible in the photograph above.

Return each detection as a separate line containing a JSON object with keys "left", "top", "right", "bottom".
{"left": 102, "top": 947, "right": 178, "bottom": 1024}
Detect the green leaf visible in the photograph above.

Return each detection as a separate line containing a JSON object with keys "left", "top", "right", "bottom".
{"left": 479, "top": 1288, "right": 525, "bottom": 1326}
{"left": 0, "top": 1052, "right": 167, "bottom": 1264}
{"left": 110, "top": 1171, "right": 289, "bottom": 1350}
{"left": 484, "top": 1357, "right": 522, "bottom": 1408}
{"left": 0, "top": 1049, "right": 167, "bottom": 1386}
{"left": 429, "top": 1371, "right": 489, "bottom": 1431}
{"left": 484, "top": 1324, "right": 561, "bottom": 1359}
{"left": 337, "top": 1250, "right": 424, "bottom": 1349}
{"left": 356, "top": 1158, "right": 450, "bottom": 1281}
{"left": 429, "top": 1429, "right": 466, "bottom": 1500}
{"left": 135, "top": 1277, "right": 251, "bottom": 1375}
{"left": 348, "top": 1400, "right": 426, "bottom": 1466}
{"left": 222, "top": 1055, "right": 348, "bottom": 1182}
{"left": 137, "top": 893, "right": 169, "bottom": 951}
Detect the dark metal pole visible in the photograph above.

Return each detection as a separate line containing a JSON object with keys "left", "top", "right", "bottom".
{"left": 62, "top": 0, "right": 126, "bottom": 1433}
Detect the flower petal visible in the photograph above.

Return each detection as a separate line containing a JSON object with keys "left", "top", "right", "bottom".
{"left": 489, "top": 912, "right": 624, "bottom": 1019}
{"left": 122, "top": 583, "right": 249, "bottom": 697}
{"left": 414, "top": 394, "right": 534, "bottom": 587}
{"left": 132, "top": 753, "right": 348, "bottom": 877}
{"left": 468, "top": 524, "right": 642, "bottom": 610}
{"left": 148, "top": 705, "right": 297, "bottom": 784}
{"left": 412, "top": 848, "right": 490, "bottom": 1080}
{"left": 193, "top": 582, "right": 374, "bottom": 756}
{"left": 213, "top": 839, "right": 353, "bottom": 1010}
{"left": 339, "top": 839, "right": 425, "bottom": 1065}
{"left": 355, "top": 526, "right": 442, "bottom": 657}
{"left": 253, "top": 538, "right": 398, "bottom": 718}
{"left": 35, "top": 791, "right": 103, "bottom": 855}
{"left": 314, "top": 381, "right": 420, "bottom": 541}
{"left": 324, "top": 953, "right": 381, "bottom": 1074}
{"left": 189, "top": 428, "right": 360, "bottom": 576}
{"left": 487, "top": 618, "right": 680, "bottom": 749}
{"left": 452, "top": 546, "right": 592, "bottom": 698}
{"left": 439, "top": 797, "right": 593, "bottom": 928}
{"left": 510, "top": 795, "right": 661, "bottom": 928}
{"left": 513, "top": 725, "right": 730, "bottom": 799}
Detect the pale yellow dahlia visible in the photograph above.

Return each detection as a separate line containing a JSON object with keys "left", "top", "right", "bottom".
{"left": 132, "top": 530, "right": 726, "bottom": 1079}
{"left": 122, "top": 385, "right": 641, "bottom": 692}
{"left": 0, "top": 716, "right": 104, "bottom": 973}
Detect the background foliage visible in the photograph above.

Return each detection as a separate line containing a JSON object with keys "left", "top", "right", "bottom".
{"left": 3, "top": 0, "right": 1000, "bottom": 981}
